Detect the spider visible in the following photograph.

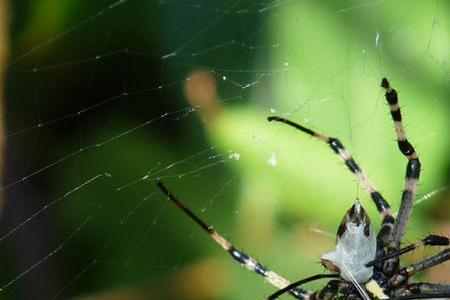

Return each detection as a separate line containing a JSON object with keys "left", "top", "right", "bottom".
{"left": 156, "top": 78, "right": 450, "bottom": 299}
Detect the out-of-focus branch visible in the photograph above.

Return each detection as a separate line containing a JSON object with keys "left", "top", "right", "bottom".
{"left": 0, "top": 0, "right": 9, "bottom": 212}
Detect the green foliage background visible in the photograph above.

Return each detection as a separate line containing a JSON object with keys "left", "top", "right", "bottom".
{"left": 3, "top": 1, "right": 449, "bottom": 299}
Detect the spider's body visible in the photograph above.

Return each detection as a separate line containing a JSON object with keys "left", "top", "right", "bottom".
{"left": 157, "top": 78, "right": 450, "bottom": 299}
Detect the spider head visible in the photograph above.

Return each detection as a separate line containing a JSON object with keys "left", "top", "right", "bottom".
{"left": 320, "top": 201, "right": 377, "bottom": 283}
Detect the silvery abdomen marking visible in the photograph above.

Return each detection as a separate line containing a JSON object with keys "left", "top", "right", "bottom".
{"left": 321, "top": 201, "right": 377, "bottom": 283}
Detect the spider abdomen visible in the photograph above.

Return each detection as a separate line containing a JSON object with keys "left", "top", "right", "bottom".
{"left": 321, "top": 202, "right": 377, "bottom": 283}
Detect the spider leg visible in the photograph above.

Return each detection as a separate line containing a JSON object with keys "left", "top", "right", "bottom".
{"left": 156, "top": 180, "right": 310, "bottom": 299}
{"left": 266, "top": 274, "right": 339, "bottom": 300}
{"left": 388, "top": 294, "right": 450, "bottom": 300}
{"left": 390, "top": 247, "right": 450, "bottom": 287}
{"left": 358, "top": 282, "right": 450, "bottom": 300}
{"left": 267, "top": 116, "right": 395, "bottom": 246}
{"left": 381, "top": 78, "right": 421, "bottom": 250}
{"left": 366, "top": 234, "right": 449, "bottom": 267}
{"left": 408, "top": 282, "right": 450, "bottom": 295}
{"left": 311, "top": 280, "right": 351, "bottom": 300}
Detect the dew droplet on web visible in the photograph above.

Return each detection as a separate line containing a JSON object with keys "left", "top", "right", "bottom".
{"left": 229, "top": 152, "right": 240, "bottom": 160}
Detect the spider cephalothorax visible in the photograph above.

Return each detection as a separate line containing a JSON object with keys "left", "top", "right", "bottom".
{"left": 157, "top": 78, "right": 450, "bottom": 299}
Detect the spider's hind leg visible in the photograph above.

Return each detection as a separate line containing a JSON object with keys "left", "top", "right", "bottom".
{"left": 381, "top": 78, "right": 421, "bottom": 250}
{"left": 381, "top": 78, "right": 422, "bottom": 276}
{"left": 267, "top": 116, "right": 395, "bottom": 247}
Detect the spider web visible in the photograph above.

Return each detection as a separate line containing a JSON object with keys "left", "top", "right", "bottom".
{"left": 1, "top": 1, "right": 449, "bottom": 299}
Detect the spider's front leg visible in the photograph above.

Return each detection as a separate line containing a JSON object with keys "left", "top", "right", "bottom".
{"left": 156, "top": 180, "right": 311, "bottom": 300}
{"left": 408, "top": 282, "right": 450, "bottom": 297}
{"left": 390, "top": 247, "right": 450, "bottom": 287}
{"left": 366, "top": 234, "right": 449, "bottom": 267}
{"left": 266, "top": 274, "right": 339, "bottom": 300}
{"left": 389, "top": 282, "right": 450, "bottom": 299}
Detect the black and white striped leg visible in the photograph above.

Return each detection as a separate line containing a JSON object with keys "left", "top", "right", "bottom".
{"left": 366, "top": 234, "right": 449, "bottom": 267}
{"left": 267, "top": 274, "right": 339, "bottom": 300}
{"left": 409, "top": 282, "right": 450, "bottom": 294}
{"left": 267, "top": 116, "right": 395, "bottom": 246}
{"left": 390, "top": 247, "right": 450, "bottom": 287}
{"left": 391, "top": 282, "right": 450, "bottom": 300}
{"left": 381, "top": 78, "right": 421, "bottom": 251}
{"left": 156, "top": 180, "right": 310, "bottom": 300}
{"left": 389, "top": 292, "right": 450, "bottom": 300}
